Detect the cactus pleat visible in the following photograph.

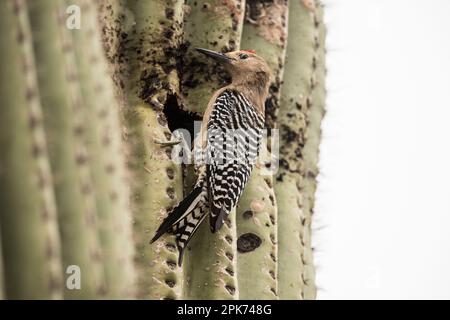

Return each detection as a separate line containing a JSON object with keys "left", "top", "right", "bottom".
{"left": 234, "top": 0, "right": 289, "bottom": 300}
{"left": 27, "top": 0, "right": 106, "bottom": 299}
{"left": 301, "top": 2, "right": 326, "bottom": 300}
{"left": 180, "top": 0, "right": 245, "bottom": 300}
{"left": 275, "top": 0, "right": 316, "bottom": 299}
{"left": 69, "top": 0, "right": 136, "bottom": 299}
{"left": 182, "top": 208, "right": 238, "bottom": 299}
{"left": 100, "top": 0, "right": 186, "bottom": 299}
{"left": 234, "top": 142, "right": 278, "bottom": 299}
{"left": 0, "top": 0, "right": 63, "bottom": 299}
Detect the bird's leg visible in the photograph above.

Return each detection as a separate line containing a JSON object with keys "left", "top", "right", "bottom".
{"left": 153, "top": 139, "right": 182, "bottom": 146}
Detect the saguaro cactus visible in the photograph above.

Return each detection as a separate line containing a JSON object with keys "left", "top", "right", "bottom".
{"left": 0, "top": 0, "right": 326, "bottom": 300}
{"left": 99, "top": 0, "right": 186, "bottom": 299}
{"left": 69, "top": 0, "right": 136, "bottom": 299}
{"left": 276, "top": 0, "right": 323, "bottom": 299}
{"left": 27, "top": 0, "right": 106, "bottom": 299}
{"left": 0, "top": 0, "right": 63, "bottom": 299}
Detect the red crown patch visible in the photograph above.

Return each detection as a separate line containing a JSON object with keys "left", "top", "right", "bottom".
{"left": 242, "top": 50, "right": 256, "bottom": 54}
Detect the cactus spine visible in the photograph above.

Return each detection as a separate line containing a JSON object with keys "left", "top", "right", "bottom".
{"left": 0, "top": 0, "right": 63, "bottom": 299}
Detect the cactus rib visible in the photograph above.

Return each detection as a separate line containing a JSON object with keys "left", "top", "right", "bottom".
{"left": 0, "top": 0, "right": 63, "bottom": 299}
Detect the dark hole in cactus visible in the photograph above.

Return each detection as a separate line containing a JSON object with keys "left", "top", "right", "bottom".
{"left": 165, "top": 8, "right": 174, "bottom": 20}
{"left": 269, "top": 214, "right": 275, "bottom": 225}
{"left": 157, "top": 113, "right": 168, "bottom": 127}
{"left": 237, "top": 233, "right": 262, "bottom": 253}
{"left": 270, "top": 233, "right": 275, "bottom": 244}
{"left": 269, "top": 270, "right": 276, "bottom": 279}
{"left": 163, "top": 94, "right": 201, "bottom": 145}
{"left": 270, "top": 287, "right": 277, "bottom": 296}
{"left": 223, "top": 217, "right": 232, "bottom": 228}
{"left": 166, "top": 167, "right": 175, "bottom": 179}
{"left": 166, "top": 186, "right": 175, "bottom": 199}
{"left": 242, "top": 210, "right": 253, "bottom": 219}
{"left": 165, "top": 242, "right": 176, "bottom": 252}
{"left": 269, "top": 194, "right": 275, "bottom": 206}
{"left": 164, "top": 131, "right": 172, "bottom": 140}
{"left": 165, "top": 279, "right": 176, "bottom": 288}
{"left": 164, "top": 147, "right": 173, "bottom": 159}
{"left": 225, "top": 267, "right": 234, "bottom": 276}
{"left": 225, "top": 285, "right": 236, "bottom": 295}
{"left": 166, "top": 260, "right": 177, "bottom": 270}
{"left": 225, "top": 252, "right": 234, "bottom": 261}
{"left": 307, "top": 170, "right": 317, "bottom": 180}
{"left": 225, "top": 235, "right": 233, "bottom": 244}
{"left": 264, "top": 177, "right": 272, "bottom": 188}
{"left": 270, "top": 253, "right": 276, "bottom": 262}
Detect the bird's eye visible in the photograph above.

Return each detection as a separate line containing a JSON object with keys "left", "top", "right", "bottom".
{"left": 239, "top": 53, "right": 249, "bottom": 60}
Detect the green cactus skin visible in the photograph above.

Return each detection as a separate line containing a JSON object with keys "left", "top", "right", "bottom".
{"left": 235, "top": 144, "right": 278, "bottom": 300}
{"left": 240, "top": 0, "right": 289, "bottom": 128}
{"left": 27, "top": 0, "right": 106, "bottom": 299}
{"left": 276, "top": 0, "right": 316, "bottom": 300}
{"left": 99, "top": 0, "right": 186, "bottom": 299}
{"left": 182, "top": 168, "right": 239, "bottom": 300}
{"left": 183, "top": 207, "right": 239, "bottom": 300}
{"left": 0, "top": 0, "right": 63, "bottom": 299}
{"left": 181, "top": 169, "right": 239, "bottom": 300}
{"left": 69, "top": 0, "right": 136, "bottom": 299}
{"left": 301, "top": 2, "right": 326, "bottom": 300}
{"left": 181, "top": 0, "right": 245, "bottom": 114}
{"left": 125, "top": 106, "right": 184, "bottom": 300}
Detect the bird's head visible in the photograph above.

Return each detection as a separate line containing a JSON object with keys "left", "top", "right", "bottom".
{"left": 196, "top": 48, "right": 272, "bottom": 90}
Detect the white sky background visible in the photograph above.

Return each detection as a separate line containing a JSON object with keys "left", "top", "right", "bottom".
{"left": 314, "top": 0, "right": 450, "bottom": 299}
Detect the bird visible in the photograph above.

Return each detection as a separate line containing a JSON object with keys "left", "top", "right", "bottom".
{"left": 151, "top": 48, "right": 272, "bottom": 266}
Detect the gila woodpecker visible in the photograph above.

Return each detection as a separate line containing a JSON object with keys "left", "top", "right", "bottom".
{"left": 151, "top": 48, "right": 272, "bottom": 266}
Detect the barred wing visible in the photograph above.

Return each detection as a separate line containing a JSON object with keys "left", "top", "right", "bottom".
{"left": 205, "top": 90, "right": 264, "bottom": 232}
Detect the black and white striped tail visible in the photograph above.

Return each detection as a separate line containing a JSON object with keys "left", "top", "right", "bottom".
{"left": 151, "top": 182, "right": 208, "bottom": 266}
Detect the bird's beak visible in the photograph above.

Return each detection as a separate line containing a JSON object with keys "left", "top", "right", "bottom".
{"left": 195, "top": 48, "right": 231, "bottom": 64}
